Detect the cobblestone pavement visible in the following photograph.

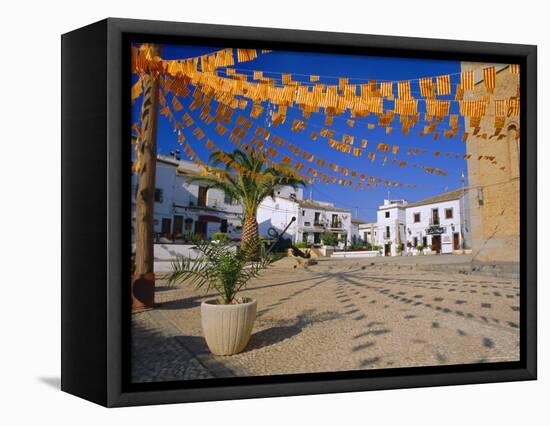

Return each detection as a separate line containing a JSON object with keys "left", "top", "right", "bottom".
{"left": 131, "top": 257, "right": 520, "bottom": 383}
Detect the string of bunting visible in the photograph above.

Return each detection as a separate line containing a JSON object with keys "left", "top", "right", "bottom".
{"left": 271, "top": 105, "right": 501, "bottom": 169}
{"left": 165, "top": 80, "right": 505, "bottom": 175}
{"left": 160, "top": 89, "right": 419, "bottom": 189}
{"left": 131, "top": 45, "right": 520, "bottom": 134}
{"left": 168, "top": 84, "right": 453, "bottom": 178}
{"left": 131, "top": 47, "right": 516, "bottom": 178}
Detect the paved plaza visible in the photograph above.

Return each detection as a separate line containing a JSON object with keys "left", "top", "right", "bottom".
{"left": 131, "top": 255, "right": 520, "bottom": 383}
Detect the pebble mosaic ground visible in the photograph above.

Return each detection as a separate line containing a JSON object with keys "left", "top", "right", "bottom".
{"left": 131, "top": 256, "right": 520, "bottom": 383}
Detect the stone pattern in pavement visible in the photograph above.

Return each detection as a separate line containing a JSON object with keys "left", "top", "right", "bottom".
{"left": 132, "top": 257, "right": 520, "bottom": 382}
{"left": 132, "top": 309, "right": 214, "bottom": 382}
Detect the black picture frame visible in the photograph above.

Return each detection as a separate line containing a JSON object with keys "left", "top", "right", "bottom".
{"left": 61, "top": 17, "right": 537, "bottom": 407}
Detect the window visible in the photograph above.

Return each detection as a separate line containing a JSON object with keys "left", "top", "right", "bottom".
{"left": 422, "top": 236, "right": 427, "bottom": 247}
{"left": 154, "top": 188, "right": 163, "bottom": 203}
{"left": 385, "top": 226, "right": 390, "bottom": 239}
{"left": 431, "top": 208, "right": 440, "bottom": 225}
{"left": 385, "top": 211, "right": 390, "bottom": 218}
{"left": 220, "top": 219, "right": 228, "bottom": 233}
{"left": 184, "top": 218, "right": 193, "bottom": 231}
{"left": 445, "top": 208, "right": 453, "bottom": 219}
{"left": 314, "top": 212, "right": 321, "bottom": 225}
{"left": 302, "top": 232, "right": 309, "bottom": 243}
{"left": 197, "top": 186, "right": 208, "bottom": 207}
{"left": 413, "top": 212, "right": 421, "bottom": 223}
{"left": 413, "top": 236, "right": 418, "bottom": 247}
{"left": 223, "top": 192, "right": 233, "bottom": 205}
{"left": 302, "top": 210, "right": 305, "bottom": 216}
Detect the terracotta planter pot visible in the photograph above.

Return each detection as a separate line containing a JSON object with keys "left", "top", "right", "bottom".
{"left": 201, "top": 298, "right": 257, "bottom": 355}
{"left": 131, "top": 273, "right": 155, "bottom": 312}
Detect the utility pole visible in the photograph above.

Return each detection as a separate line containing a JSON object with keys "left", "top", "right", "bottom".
{"left": 133, "top": 43, "right": 161, "bottom": 311}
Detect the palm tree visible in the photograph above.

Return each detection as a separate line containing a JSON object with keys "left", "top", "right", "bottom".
{"left": 188, "top": 149, "right": 306, "bottom": 257}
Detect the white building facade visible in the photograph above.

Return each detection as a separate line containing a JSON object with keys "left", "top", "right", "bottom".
{"left": 132, "top": 155, "right": 352, "bottom": 245}
{"left": 131, "top": 155, "right": 243, "bottom": 241}
{"left": 358, "top": 222, "right": 378, "bottom": 247}
{"left": 376, "top": 199, "right": 408, "bottom": 256}
{"left": 256, "top": 196, "right": 352, "bottom": 247}
{"left": 375, "top": 189, "right": 471, "bottom": 256}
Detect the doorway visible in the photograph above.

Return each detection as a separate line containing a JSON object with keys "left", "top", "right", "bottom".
{"left": 431, "top": 235, "right": 441, "bottom": 254}
{"left": 194, "top": 221, "right": 207, "bottom": 238}
{"left": 453, "top": 232, "right": 460, "bottom": 250}
{"left": 173, "top": 215, "right": 183, "bottom": 235}
{"left": 161, "top": 218, "right": 171, "bottom": 235}
{"left": 384, "top": 243, "right": 391, "bottom": 256}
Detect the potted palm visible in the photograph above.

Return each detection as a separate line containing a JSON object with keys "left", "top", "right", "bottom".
{"left": 167, "top": 239, "right": 274, "bottom": 356}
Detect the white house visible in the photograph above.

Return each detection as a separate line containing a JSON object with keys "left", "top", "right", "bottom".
{"left": 358, "top": 222, "right": 378, "bottom": 247}
{"left": 404, "top": 189, "right": 471, "bottom": 255}
{"left": 256, "top": 195, "right": 352, "bottom": 247}
{"left": 132, "top": 155, "right": 353, "bottom": 245}
{"left": 297, "top": 199, "right": 352, "bottom": 247}
{"left": 375, "top": 189, "right": 471, "bottom": 256}
{"left": 350, "top": 218, "right": 368, "bottom": 244}
{"left": 131, "top": 155, "right": 243, "bottom": 241}
{"left": 376, "top": 199, "right": 408, "bottom": 256}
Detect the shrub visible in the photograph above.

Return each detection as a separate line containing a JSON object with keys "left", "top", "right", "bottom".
{"left": 294, "top": 241, "right": 309, "bottom": 249}
{"left": 416, "top": 244, "right": 424, "bottom": 251}
{"left": 321, "top": 231, "right": 338, "bottom": 246}
{"left": 212, "top": 232, "right": 228, "bottom": 241}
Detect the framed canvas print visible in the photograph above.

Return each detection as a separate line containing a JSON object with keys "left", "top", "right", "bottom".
{"left": 61, "top": 18, "right": 537, "bottom": 407}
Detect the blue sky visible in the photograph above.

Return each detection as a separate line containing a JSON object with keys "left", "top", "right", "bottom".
{"left": 132, "top": 44, "right": 467, "bottom": 222}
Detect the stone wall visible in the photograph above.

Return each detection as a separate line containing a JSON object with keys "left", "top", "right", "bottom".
{"left": 461, "top": 62, "right": 520, "bottom": 262}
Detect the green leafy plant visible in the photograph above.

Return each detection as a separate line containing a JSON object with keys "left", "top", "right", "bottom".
{"left": 416, "top": 244, "right": 424, "bottom": 251}
{"left": 211, "top": 232, "right": 228, "bottom": 241}
{"left": 321, "top": 231, "right": 338, "bottom": 247}
{"left": 167, "top": 239, "right": 274, "bottom": 304}
{"left": 294, "top": 241, "right": 309, "bottom": 249}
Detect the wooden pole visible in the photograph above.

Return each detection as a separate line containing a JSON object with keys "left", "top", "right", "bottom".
{"left": 132, "top": 44, "right": 161, "bottom": 311}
